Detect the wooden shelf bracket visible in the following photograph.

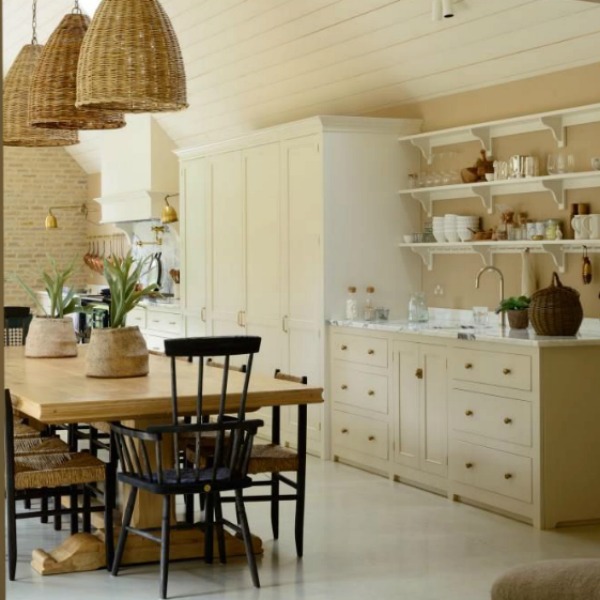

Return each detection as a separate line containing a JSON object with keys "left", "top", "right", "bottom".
{"left": 540, "top": 115, "right": 566, "bottom": 148}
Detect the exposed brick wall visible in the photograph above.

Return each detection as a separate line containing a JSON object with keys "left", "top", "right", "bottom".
{"left": 4, "top": 147, "right": 88, "bottom": 308}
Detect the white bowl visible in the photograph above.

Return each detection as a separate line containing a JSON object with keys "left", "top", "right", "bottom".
{"left": 445, "top": 232, "right": 460, "bottom": 243}
{"left": 458, "top": 229, "right": 474, "bottom": 242}
{"left": 433, "top": 231, "right": 446, "bottom": 243}
{"left": 592, "top": 157, "right": 600, "bottom": 171}
{"left": 403, "top": 234, "right": 415, "bottom": 243}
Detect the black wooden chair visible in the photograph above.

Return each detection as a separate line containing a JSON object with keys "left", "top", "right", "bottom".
{"left": 110, "top": 336, "right": 263, "bottom": 599}
{"left": 4, "top": 306, "right": 32, "bottom": 347}
{"left": 5, "top": 389, "right": 115, "bottom": 581}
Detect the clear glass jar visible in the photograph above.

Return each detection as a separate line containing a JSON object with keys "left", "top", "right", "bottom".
{"left": 363, "top": 286, "right": 375, "bottom": 321}
{"left": 345, "top": 286, "right": 358, "bottom": 320}
{"left": 408, "top": 292, "right": 429, "bottom": 323}
{"left": 545, "top": 219, "right": 559, "bottom": 240}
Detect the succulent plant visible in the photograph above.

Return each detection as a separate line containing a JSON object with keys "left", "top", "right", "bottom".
{"left": 496, "top": 295, "right": 531, "bottom": 313}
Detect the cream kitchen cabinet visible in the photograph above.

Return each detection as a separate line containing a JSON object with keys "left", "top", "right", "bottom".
{"left": 177, "top": 116, "right": 422, "bottom": 457}
{"left": 130, "top": 305, "right": 183, "bottom": 354}
{"left": 393, "top": 340, "right": 447, "bottom": 488}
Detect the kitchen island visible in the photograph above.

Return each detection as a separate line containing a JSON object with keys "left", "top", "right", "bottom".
{"left": 328, "top": 318, "right": 600, "bottom": 529}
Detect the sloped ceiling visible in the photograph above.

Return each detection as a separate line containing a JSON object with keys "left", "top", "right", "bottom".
{"left": 4, "top": 0, "right": 600, "bottom": 173}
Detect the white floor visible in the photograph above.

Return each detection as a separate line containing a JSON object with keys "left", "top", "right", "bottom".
{"left": 7, "top": 457, "right": 600, "bottom": 600}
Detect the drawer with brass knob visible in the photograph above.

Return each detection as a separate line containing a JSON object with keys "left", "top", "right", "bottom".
{"left": 449, "top": 389, "right": 532, "bottom": 447}
{"left": 449, "top": 348, "right": 531, "bottom": 391}
{"left": 332, "top": 412, "right": 388, "bottom": 460}
{"left": 331, "top": 364, "right": 388, "bottom": 414}
{"left": 449, "top": 439, "right": 532, "bottom": 503}
{"left": 331, "top": 333, "right": 387, "bottom": 367}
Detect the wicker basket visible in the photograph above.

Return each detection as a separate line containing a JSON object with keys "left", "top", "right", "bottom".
{"left": 529, "top": 272, "right": 583, "bottom": 336}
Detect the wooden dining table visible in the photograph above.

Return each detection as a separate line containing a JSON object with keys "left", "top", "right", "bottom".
{"left": 4, "top": 345, "right": 323, "bottom": 575}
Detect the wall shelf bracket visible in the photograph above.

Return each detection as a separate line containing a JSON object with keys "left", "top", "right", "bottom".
{"left": 410, "top": 138, "right": 433, "bottom": 163}
{"left": 471, "top": 243, "right": 493, "bottom": 267}
{"left": 410, "top": 192, "right": 433, "bottom": 216}
{"left": 540, "top": 244, "right": 566, "bottom": 273}
{"left": 540, "top": 116, "right": 566, "bottom": 148}
{"left": 470, "top": 126, "right": 492, "bottom": 154}
{"left": 540, "top": 179, "right": 565, "bottom": 209}
{"left": 472, "top": 186, "right": 493, "bottom": 214}
{"left": 411, "top": 246, "right": 435, "bottom": 271}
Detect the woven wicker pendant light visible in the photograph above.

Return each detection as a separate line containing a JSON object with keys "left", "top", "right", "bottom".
{"left": 76, "top": 0, "right": 188, "bottom": 113}
{"left": 29, "top": 3, "right": 125, "bottom": 130}
{"left": 3, "top": 1, "right": 78, "bottom": 147}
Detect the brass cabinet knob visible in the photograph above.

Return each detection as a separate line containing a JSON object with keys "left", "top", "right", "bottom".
{"left": 504, "top": 417, "right": 513, "bottom": 424}
{"left": 465, "top": 363, "right": 473, "bottom": 369}
{"left": 465, "top": 462, "right": 474, "bottom": 469}
{"left": 341, "top": 384, "right": 348, "bottom": 390}
{"left": 503, "top": 368, "right": 512, "bottom": 375}
{"left": 341, "top": 428, "right": 349, "bottom": 434}
{"left": 367, "top": 390, "right": 375, "bottom": 396}
{"left": 367, "top": 349, "right": 375, "bottom": 355}
{"left": 415, "top": 368, "right": 424, "bottom": 379}
{"left": 341, "top": 345, "right": 348, "bottom": 351}
{"left": 504, "top": 473, "right": 513, "bottom": 480}
{"left": 465, "top": 409, "right": 474, "bottom": 416}
{"left": 368, "top": 435, "right": 375, "bottom": 441}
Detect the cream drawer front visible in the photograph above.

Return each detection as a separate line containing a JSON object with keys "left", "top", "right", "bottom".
{"left": 449, "top": 439, "right": 532, "bottom": 503}
{"left": 128, "top": 307, "right": 146, "bottom": 329}
{"left": 144, "top": 334, "right": 166, "bottom": 354}
{"left": 449, "top": 389, "right": 532, "bottom": 447}
{"left": 333, "top": 412, "right": 388, "bottom": 460}
{"left": 146, "top": 311, "right": 182, "bottom": 336}
{"left": 450, "top": 349, "right": 531, "bottom": 391}
{"left": 331, "top": 365, "right": 388, "bottom": 414}
{"left": 331, "top": 333, "right": 387, "bottom": 367}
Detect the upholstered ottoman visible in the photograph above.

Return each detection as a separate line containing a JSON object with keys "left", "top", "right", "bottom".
{"left": 491, "top": 559, "right": 600, "bottom": 600}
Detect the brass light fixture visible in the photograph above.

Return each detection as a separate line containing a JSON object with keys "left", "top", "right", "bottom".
{"left": 161, "top": 194, "right": 179, "bottom": 224}
{"left": 76, "top": 0, "right": 188, "bottom": 113}
{"left": 29, "top": 1, "right": 125, "bottom": 131}
{"left": 3, "top": 0, "right": 78, "bottom": 147}
{"left": 45, "top": 203, "right": 89, "bottom": 230}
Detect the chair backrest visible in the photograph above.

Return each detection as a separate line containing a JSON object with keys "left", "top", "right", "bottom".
{"left": 4, "top": 307, "right": 32, "bottom": 347}
{"left": 5, "top": 390, "right": 17, "bottom": 481}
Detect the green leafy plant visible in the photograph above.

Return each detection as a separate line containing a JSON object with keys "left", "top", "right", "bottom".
{"left": 15, "top": 256, "right": 80, "bottom": 318}
{"left": 103, "top": 253, "right": 159, "bottom": 328}
{"left": 496, "top": 295, "right": 531, "bottom": 313}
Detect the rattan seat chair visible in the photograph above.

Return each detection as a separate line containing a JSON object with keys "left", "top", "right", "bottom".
{"left": 110, "top": 336, "right": 263, "bottom": 599}
{"left": 5, "top": 390, "right": 115, "bottom": 581}
{"left": 4, "top": 306, "right": 32, "bottom": 347}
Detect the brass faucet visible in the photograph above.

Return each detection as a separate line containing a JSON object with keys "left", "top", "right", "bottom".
{"left": 475, "top": 266, "right": 506, "bottom": 328}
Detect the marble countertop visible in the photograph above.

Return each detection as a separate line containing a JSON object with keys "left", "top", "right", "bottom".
{"left": 328, "top": 318, "right": 600, "bottom": 347}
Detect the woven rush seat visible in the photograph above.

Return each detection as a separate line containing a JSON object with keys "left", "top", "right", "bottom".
{"left": 247, "top": 444, "right": 299, "bottom": 474}
{"left": 14, "top": 436, "right": 69, "bottom": 455}
{"left": 88, "top": 421, "right": 111, "bottom": 434}
{"left": 14, "top": 421, "right": 41, "bottom": 438}
{"left": 14, "top": 452, "right": 106, "bottom": 490}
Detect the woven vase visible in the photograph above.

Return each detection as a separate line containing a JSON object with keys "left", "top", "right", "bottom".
{"left": 25, "top": 317, "right": 77, "bottom": 358}
{"left": 85, "top": 326, "right": 149, "bottom": 378}
{"left": 507, "top": 309, "right": 528, "bottom": 330}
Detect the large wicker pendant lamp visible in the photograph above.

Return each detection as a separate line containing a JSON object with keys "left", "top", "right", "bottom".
{"left": 3, "top": 2, "right": 78, "bottom": 147}
{"left": 29, "top": 2, "right": 126, "bottom": 130}
{"left": 76, "top": 0, "right": 188, "bottom": 113}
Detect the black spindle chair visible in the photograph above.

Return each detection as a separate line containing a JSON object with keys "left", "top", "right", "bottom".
{"left": 110, "top": 336, "right": 263, "bottom": 599}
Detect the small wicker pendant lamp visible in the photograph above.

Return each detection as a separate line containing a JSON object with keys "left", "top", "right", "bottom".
{"left": 3, "top": 1, "right": 78, "bottom": 146}
{"left": 76, "top": 0, "right": 188, "bottom": 113}
{"left": 29, "top": 1, "right": 125, "bottom": 130}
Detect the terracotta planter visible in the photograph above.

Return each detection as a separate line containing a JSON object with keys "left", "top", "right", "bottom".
{"left": 25, "top": 316, "right": 77, "bottom": 358}
{"left": 85, "top": 326, "right": 149, "bottom": 378}
{"left": 507, "top": 309, "right": 529, "bottom": 330}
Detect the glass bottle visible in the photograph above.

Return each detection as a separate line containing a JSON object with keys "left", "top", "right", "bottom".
{"left": 363, "top": 286, "right": 375, "bottom": 321}
{"left": 408, "top": 292, "right": 429, "bottom": 323}
{"left": 345, "top": 286, "right": 358, "bottom": 320}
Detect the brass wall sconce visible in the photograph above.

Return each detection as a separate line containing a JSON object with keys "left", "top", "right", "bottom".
{"left": 162, "top": 193, "right": 179, "bottom": 224}
{"left": 45, "top": 203, "right": 88, "bottom": 229}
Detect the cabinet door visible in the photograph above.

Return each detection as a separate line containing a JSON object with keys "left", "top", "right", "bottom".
{"left": 420, "top": 344, "right": 447, "bottom": 477}
{"left": 207, "top": 151, "right": 245, "bottom": 337}
{"left": 243, "top": 142, "right": 286, "bottom": 377}
{"left": 394, "top": 341, "right": 420, "bottom": 470}
{"left": 180, "top": 157, "right": 207, "bottom": 336}
{"left": 280, "top": 135, "right": 324, "bottom": 452}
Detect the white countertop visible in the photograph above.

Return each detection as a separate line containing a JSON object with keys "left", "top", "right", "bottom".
{"left": 328, "top": 318, "right": 600, "bottom": 347}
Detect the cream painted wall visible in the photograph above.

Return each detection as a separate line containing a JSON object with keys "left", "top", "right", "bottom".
{"left": 369, "top": 61, "right": 600, "bottom": 317}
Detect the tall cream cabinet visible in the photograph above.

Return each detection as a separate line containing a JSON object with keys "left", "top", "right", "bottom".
{"left": 177, "top": 116, "right": 422, "bottom": 457}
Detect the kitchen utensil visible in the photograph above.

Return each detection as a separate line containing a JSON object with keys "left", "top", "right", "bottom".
{"left": 583, "top": 246, "right": 592, "bottom": 285}
{"left": 580, "top": 214, "right": 600, "bottom": 239}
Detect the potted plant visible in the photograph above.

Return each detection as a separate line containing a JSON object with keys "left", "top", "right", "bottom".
{"left": 496, "top": 295, "right": 531, "bottom": 329}
{"left": 85, "top": 253, "right": 159, "bottom": 378}
{"left": 15, "top": 256, "right": 80, "bottom": 358}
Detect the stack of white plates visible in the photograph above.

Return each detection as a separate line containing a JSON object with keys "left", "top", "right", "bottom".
{"left": 456, "top": 216, "right": 480, "bottom": 242}
{"left": 432, "top": 216, "right": 446, "bottom": 242}
{"left": 443, "top": 214, "right": 460, "bottom": 243}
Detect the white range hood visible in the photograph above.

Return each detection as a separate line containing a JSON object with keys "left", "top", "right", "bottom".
{"left": 94, "top": 114, "right": 178, "bottom": 224}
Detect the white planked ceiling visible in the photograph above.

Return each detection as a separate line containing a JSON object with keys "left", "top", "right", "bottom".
{"left": 3, "top": 0, "right": 600, "bottom": 173}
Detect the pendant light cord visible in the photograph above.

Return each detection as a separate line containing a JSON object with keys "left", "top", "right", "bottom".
{"left": 31, "top": 0, "right": 37, "bottom": 44}
{"left": 73, "top": 0, "right": 82, "bottom": 14}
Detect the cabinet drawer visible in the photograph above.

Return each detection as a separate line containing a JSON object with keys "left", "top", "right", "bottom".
{"left": 331, "top": 364, "right": 388, "bottom": 414}
{"left": 146, "top": 311, "right": 182, "bottom": 336}
{"left": 331, "top": 333, "right": 387, "bottom": 367}
{"left": 127, "top": 307, "right": 146, "bottom": 329}
{"left": 145, "top": 334, "right": 166, "bottom": 354}
{"left": 450, "top": 348, "right": 531, "bottom": 391}
{"left": 332, "top": 412, "right": 388, "bottom": 460}
{"left": 449, "top": 389, "right": 532, "bottom": 447}
{"left": 449, "top": 439, "right": 532, "bottom": 503}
